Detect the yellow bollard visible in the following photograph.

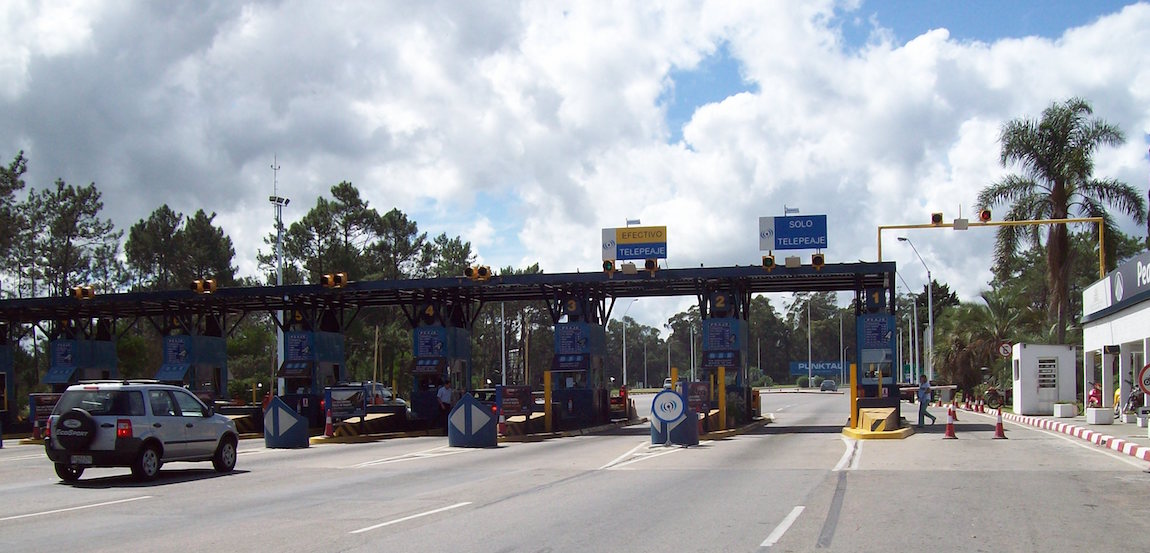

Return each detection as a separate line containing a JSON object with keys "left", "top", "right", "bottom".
{"left": 717, "top": 366, "right": 727, "bottom": 431}
{"left": 670, "top": 366, "right": 678, "bottom": 388}
{"left": 544, "top": 371, "right": 552, "bottom": 433}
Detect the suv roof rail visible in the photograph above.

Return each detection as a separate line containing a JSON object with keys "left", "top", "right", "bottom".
{"left": 76, "top": 379, "right": 161, "bottom": 385}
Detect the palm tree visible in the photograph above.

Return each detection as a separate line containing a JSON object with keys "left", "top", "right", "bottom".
{"left": 977, "top": 97, "right": 1146, "bottom": 344}
{"left": 935, "top": 289, "right": 1037, "bottom": 395}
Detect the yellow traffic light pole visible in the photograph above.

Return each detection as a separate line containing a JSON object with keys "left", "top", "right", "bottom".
{"left": 877, "top": 217, "right": 1106, "bottom": 279}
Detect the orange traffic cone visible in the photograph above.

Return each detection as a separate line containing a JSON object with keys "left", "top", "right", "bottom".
{"left": 943, "top": 404, "right": 958, "bottom": 439}
{"left": 324, "top": 408, "right": 334, "bottom": 438}
{"left": 993, "top": 411, "right": 1007, "bottom": 439}
{"left": 32, "top": 422, "right": 41, "bottom": 440}
{"left": 951, "top": 403, "right": 959, "bottom": 421}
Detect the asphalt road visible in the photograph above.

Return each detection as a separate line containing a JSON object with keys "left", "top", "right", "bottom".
{"left": 1, "top": 392, "right": 1147, "bottom": 552}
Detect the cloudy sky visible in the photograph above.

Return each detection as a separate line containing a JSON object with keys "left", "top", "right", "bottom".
{"left": 4, "top": 0, "right": 1148, "bottom": 329}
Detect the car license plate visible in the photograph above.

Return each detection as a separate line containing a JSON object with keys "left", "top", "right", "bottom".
{"left": 70, "top": 455, "right": 93, "bottom": 465}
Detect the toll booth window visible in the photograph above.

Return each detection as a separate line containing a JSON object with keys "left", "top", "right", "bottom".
{"left": 149, "top": 390, "right": 178, "bottom": 417}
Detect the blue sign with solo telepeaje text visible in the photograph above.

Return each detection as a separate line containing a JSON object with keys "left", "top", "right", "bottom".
{"left": 759, "top": 215, "right": 828, "bottom": 251}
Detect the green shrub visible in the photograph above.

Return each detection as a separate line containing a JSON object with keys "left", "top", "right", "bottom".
{"left": 796, "top": 376, "right": 809, "bottom": 388}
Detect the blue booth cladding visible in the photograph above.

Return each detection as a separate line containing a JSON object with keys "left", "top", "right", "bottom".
{"left": 447, "top": 394, "right": 498, "bottom": 448}
{"left": 43, "top": 339, "right": 119, "bottom": 386}
{"left": 156, "top": 335, "right": 229, "bottom": 400}
{"left": 279, "top": 331, "right": 346, "bottom": 427}
{"left": 0, "top": 344, "right": 12, "bottom": 427}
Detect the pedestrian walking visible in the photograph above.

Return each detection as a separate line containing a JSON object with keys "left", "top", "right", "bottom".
{"left": 917, "top": 374, "right": 937, "bottom": 428}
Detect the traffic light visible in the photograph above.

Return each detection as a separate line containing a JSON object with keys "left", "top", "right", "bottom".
{"left": 70, "top": 285, "right": 95, "bottom": 299}
{"left": 930, "top": 212, "right": 944, "bottom": 226}
{"left": 644, "top": 258, "right": 658, "bottom": 275}
{"left": 464, "top": 266, "right": 491, "bottom": 281}
{"left": 602, "top": 260, "right": 616, "bottom": 275}
{"left": 320, "top": 272, "right": 348, "bottom": 287}
{"left": 762, "top": 254, "right": 775, "bottom": 271}
{"left": 811, "top": 253, "right": 825, "bottom": 271}
{"left": 189, "top": 279, "right": 217, "bottom": 294}
{"left": 978, "top": 209, "right": 992, "bottom": 222}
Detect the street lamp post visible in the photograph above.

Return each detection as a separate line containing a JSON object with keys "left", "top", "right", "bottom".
{"left": 896, "top": 271, "right": 920, "bottom": 382}
{"left": 269, "top": 157, "right": 289, "bottom": 397}
{"left": 622, "top": 299, "right": 638, "bottom": 388}
{"left": 898, "top": 237, "right": 934, "bottom": 381}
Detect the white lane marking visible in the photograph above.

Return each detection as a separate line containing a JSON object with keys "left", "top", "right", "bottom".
{"left": 0, "top": 496, "right": 152, "bottom": 522}
{"left": 0, "top": 454, "right": 47, "bottom": 462}
{"left": 350, "top": 502, "right": 471, "bottom": 534}
{"left": 598, "top": 441, "right": 649, "bottom": 470}
{"left": 832, "top": 437, "right": 859, "bottom": 472}
{"left": 761, "top": 505, "right": 805, "bottom": 547}
{"left": 774, "top": 404, "right": 793, "bottom": 412}
{"left": 349, "top": 446, "right": 469, "bottom": 468}
{"left": 607, "top": 446, "right": 684, "bottom": 470}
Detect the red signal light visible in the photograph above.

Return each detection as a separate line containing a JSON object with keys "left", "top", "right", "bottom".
{"left": 978, "top": 209, "right": 992, "bottom": 222}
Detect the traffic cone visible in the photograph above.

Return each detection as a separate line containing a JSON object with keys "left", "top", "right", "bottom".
{"left": 943, "top": 405, "right": 958, "bottom": 439}
{"left": 951, "top": 403, "right": 959, "bottom": 421}
{"left": 324, "top": 408, "right": 334, "bottom": 438}
{"left": 498, "top": 414, "right": 506, "bottom": 436}
{"left": 965, "top": 397, "right": 972, "bottom": 411}
{"left": 976, "top": 399, "right": 983, "bottom": 413}
{"left": 32, "top": 422, "right": 41, "bottom": 440}
{"left": 993, "top": 411, "right": 1007, "bottom": 439}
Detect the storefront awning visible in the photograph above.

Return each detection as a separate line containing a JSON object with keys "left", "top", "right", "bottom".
{"left": 277, "top": 360, "right": 315, "bottom": 378}
{"left": 42, "top": 365, "right": 78, "bottom": 385}
{"left": 154, "top": 363, "right": 192, "bottom": 382}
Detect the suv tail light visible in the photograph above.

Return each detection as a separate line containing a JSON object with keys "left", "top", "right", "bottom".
{"left": 116, "top": 419, "right": 133, "bottom": 439}
{"left": 44, "top": 420, "right": 51, "bottom": 439}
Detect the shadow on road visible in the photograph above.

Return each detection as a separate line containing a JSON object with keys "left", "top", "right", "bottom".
{"left": 63, "top": 469, "right": 249, "bottom": 489}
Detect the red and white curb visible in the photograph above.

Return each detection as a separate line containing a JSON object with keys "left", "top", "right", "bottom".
{"left": 966, "top": 405, "right": 1150, "bottom": 462}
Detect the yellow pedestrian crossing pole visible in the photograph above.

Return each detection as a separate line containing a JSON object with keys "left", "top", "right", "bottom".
{"left": 544, "top": 371, "right": 552, "bottom": 433}
{"left": 717, "top": 366, "right": 727, "bottom": 431}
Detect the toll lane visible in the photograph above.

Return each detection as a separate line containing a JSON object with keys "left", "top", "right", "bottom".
{"left": 1, "top": 392, "right": 1147, "bottom": 552}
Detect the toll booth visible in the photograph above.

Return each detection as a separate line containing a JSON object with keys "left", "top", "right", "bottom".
{"left": 549, "top": 296, "right": 609, "bottom": 429}
{"left": 277, "top": 330, "right": 345, "bottom": 427}
{"left": 42, "top": 335, "right": 119, "bottom": 391}
{"left": 699, "top": 291, "right": 751, "bottom": 425}
{"left": 409, "top": 324, "right": 471, "bottom": 422}
{"left": 154, "top": 334, "right": 228, "bottom": 402}
{"left": 854, "top": 308, "right": 900, "bottom": 421}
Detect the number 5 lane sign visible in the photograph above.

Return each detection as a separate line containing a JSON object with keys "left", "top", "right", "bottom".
{"left": 759, "top": 215, "right": 828, "bottom": 251}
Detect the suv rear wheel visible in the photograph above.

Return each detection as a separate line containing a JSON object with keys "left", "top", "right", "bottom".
{"left": 131, "top": 444, "right": 162, "bottom": 481}
{"left": 54, "top": 463, "right": 85, "bottom": 482}
{"left": 212, "top": 437, "right": 237, "bottom": 472}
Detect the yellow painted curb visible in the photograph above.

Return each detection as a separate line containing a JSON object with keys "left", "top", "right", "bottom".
{"left": 841, "top": 425, "right": 915, "bottom": 440}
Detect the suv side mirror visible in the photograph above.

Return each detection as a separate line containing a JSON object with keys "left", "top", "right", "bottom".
{"left": 204, "top": 405, "right": 214, "bottom": 417}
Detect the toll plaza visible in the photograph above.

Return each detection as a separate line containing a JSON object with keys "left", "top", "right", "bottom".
{"left": 0, "top": 258, "right": 898, "bottom": 440}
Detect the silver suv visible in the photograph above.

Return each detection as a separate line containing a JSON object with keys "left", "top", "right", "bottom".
{"left": 44, "top": 381, "right": 239, "bottom": 482}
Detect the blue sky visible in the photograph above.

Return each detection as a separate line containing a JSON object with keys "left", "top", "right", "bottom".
{"left": 2, "top": 1, "right": 1149, "bottom": 329}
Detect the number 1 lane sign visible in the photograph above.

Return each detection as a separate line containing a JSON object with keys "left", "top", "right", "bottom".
{"left": 759, "top": 215, "right": 828, "bottom": 251}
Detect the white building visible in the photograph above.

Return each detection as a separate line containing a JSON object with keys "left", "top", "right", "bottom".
{"left": 1081, "top": 250, "right": 1150, "bottom": 411}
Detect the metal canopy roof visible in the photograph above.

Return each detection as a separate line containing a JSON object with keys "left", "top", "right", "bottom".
{"left": 0, "top": 262, "right": 895, "bottom": 325}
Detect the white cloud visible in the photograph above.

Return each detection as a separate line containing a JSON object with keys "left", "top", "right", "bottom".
{"left": 3, "top": 0, "right": 1150, "bottom": 331}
